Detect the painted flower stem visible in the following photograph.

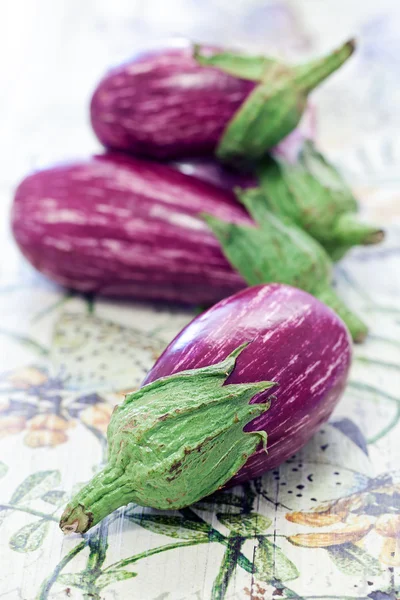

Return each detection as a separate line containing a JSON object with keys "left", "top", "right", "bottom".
{"left": 37, "top": 540, "right": 87, "bottom": 600}
{"left": 368, "top": 402, "right": 400, "bottom": 444}
{"left": 349, "top": 380, "right": 400, "bottom": 443}
{"left": 212, "top": 533, "right": 246, "bottom": 600}
{"left": 179, "top": 506, "right": 255, "bottom": 572}
{"left": 104, "top": 538, "right": 210, "bottom": 573}
{"left": 355, "top": 356, "right": 400, "bottom": 370}
{"left": 0, "top": 504, "right": 58, "bottom": 522}
{"left": 86, "top": 519, "right": 109, "bottom": 571}
{"left": 368, "top": 333, "right": 400, "bottom": 348}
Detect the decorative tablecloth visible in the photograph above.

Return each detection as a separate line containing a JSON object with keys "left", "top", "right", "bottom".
{"left": 1, "top": 1, "right": 400, "bottom": 598}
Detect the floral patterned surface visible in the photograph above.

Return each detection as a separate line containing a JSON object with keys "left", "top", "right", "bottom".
{"left": 1, "top": 1, "right": 400, "bottom": 599}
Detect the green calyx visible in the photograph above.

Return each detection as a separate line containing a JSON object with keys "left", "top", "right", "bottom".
{"left": 193, "top": 44, "right": 280, "bottom": 81}
{"left": 60, "top": 344, "right": 275, "bottom": 534}
{"left": 203, "top": 189, "right": 368, "bottom": 342}
{"left": 213, "top": 39, "right": 355, "bottom": 164}
{"left": 257, "top": 141, "right": 384, "bottom": 259}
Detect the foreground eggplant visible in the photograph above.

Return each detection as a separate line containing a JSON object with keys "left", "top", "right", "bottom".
{"left": 60, "top": 284, "right": 351, "bottom": 534}
{"left": 12, "top": 153, "right": 367, "bottom": 341}
{"left": 90, "top": 40, "right": 354, "bottom": 162}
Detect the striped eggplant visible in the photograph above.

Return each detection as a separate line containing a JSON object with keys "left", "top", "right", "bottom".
{"left": 11, "top": 153, "right": 248, "bottom": 305}
{"left": 60, "top": 284, "right": 351, "bottom": 533}
{"left": 12, "top": 152, "right": 367, "bottom": 341}
{"left": 90, "top": 40, "right": 353, "bottom": 162}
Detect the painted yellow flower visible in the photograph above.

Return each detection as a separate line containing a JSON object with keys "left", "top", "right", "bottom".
{"left": 0, "top": 415, "right": 26, "bottom": 439}
{"left": 0, "top": 365, "right": 116, "bottom": 447}
{"left": 24, "top": 414, "right": 76, "bottom": 448}
{"left": 285, "top": 475, "right": 400, "bottom": 566}
{"left": 288, "top": 515, "right": 373, "bottom": 548}
{"left": 8, "top": 367, "right": 48, "bottom": 389}
{"left": 80, "top": 403, "right": 113, "bottom": 434}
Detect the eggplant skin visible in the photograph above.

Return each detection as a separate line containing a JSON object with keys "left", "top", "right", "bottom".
{"left": 143, "top": 283, "right": 352, "bottom": 484}
{"left": 11, "top": 153, "right": 250, "bottom": 305}
{"left": 90, "top": 47, "right": 255, "bottom": 159}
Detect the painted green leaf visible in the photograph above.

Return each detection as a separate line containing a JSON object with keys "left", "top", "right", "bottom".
{"left": 57, "top": 573, "right": 86, "bottom": 589}
{"left": 217, "top": 513, "right": 272, "bottom": 536}
{"left": 97, "top": 570, "right": 137, "bottom": 589}
{"left": 254, "top": 538, "right": 299, "bottom": 582}
{"left": 41, "top": 490, "right": 68, "bottom": 506}
{"left": 9, "top": 520, "right": 49, "bottom": 553}
{"left": 212, "top": 533, "right": 244, "bottom": 600}
{"left": 0, "top": 329, "right": 49, "bottom": 356}
{"left": 326, "top": 543, "right": 382, "bottom": 576}
{"left": 127, "top": 514, "right": 210, "bottom": 539}
{"left": 347, "top": 381, "right": 400, "bottom": 444}
{"left": 194, "top": 491, "right": 244, "bottom": 510}
{"left": 10, "top": 471, "right": 60, "bottom": 505}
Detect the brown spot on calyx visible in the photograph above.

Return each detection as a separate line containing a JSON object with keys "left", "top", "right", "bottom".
{"left": 170, "top": 459, "right": 183, "bottom": 472}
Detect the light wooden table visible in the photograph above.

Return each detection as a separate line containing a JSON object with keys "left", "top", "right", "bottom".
{"left": 1, "top": 1, "right": 400, "bottom": 598}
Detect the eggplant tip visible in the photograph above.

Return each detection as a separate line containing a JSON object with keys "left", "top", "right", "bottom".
{"left": 346, "top": 38, "right": 357, "bottom": 53}
{"left": 365, "top": 229, "right": 385, "bottom": 245}
{"left": 59, "top": 503, "right": 92, "bottom": 535}
{"left": 354, "top": 329, "right": 368, "bottom": 344}
{"left": 60, "top": 520, "right": 79, "bottom": 535}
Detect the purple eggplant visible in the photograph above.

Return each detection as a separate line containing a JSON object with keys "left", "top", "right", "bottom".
{"left": 11, "top": 153, "right": 248, "bottom": 305}
{"left": 90, "top": 46, "right": 256, "bottom": 159}
{"left": 59, "top": 283, "right": 351, "bottom": 533}
{"left": 12, "top": 152, "right": 367, "bottom": 341}
{"left": 90, "top": 41, "right": 351, "bottom": 161}
{"left": 144, "top": 283, "right": 352, "bottom": 485}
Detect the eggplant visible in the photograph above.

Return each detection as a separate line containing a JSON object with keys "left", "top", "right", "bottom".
{"left": 90, "top": 46, "right": 256, "bottom": 159}
{"left": 60, "top": 284, "right": 351, "bottom": 534}
{"left": 12, "top": 153, "right": 367, "bottom": 340}
{"left": 90, "top": 41, "right": 354, "bottom": 162}
{"left": 11, "top": 153, "right": 248, "bottom": 305}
